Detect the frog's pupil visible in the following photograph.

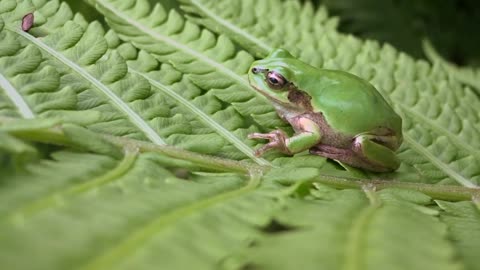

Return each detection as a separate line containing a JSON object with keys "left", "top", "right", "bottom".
{"left": 269, "top": 77, "right": 278, "bottom": 84}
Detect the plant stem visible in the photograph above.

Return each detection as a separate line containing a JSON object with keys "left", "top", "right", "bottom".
{"left": 4, "top": 119, "right": 259, "bottom": 174}
{"left": 103, "top": 135, "right": 260, "bottom": 174}
{"left": 3, "top": 118, "right": 479, "bottom": 202}
{"left": 313, "top": 174, "right": 480, "bottom": 202}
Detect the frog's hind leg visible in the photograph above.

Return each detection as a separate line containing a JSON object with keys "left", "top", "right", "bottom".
{"left": 310, "top": 135, "right": 400, "bottom": 172}
{"left": 309, "top": 145, "right": 384, "bottom": 172}
{"left": 351, "top": 135, "right": 401, "bottom": 172}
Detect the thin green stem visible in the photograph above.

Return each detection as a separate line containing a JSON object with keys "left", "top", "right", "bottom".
{"left": 3, "top": 117, "right": 479, "bottom": 202}
{"left": 4, "top": 118, "right": 257, "bottom": 174}
{"left": 313, "top": 174, "right": 480, "bottom": 202}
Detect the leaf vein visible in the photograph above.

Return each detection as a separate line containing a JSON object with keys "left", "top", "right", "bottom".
{"left": 78, "top": 173, "right": 261, "bottom": 270}
{"left": 96, "top": 0, "right": 252, "bottom": 91}
{"left": 0, "top": 72, "right": 35, "bottom": 118}
{"left": 7, "top": 27, "right": 166, "bottom": 145}
{"left": 131, "top": 68, "right": 271, "bottom": 166}
{"left": 404, "top": 134, "right": 477, "bottom": 188}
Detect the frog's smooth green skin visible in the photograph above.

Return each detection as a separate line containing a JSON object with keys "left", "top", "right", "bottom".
{"left": 247, "top": 49, "right": 403, "bottom": 172}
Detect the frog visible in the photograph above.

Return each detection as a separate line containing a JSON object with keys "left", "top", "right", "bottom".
{"left": 247, "top": 49, "right": 403, "bottom": 172}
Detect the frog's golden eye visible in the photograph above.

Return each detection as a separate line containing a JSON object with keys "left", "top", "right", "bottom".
{"left": 266, "top": 71, "right": 287, "bottom": 90}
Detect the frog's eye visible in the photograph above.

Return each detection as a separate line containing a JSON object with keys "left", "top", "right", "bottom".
{"left": 266, "top": 71, "right": 287, "bottom": 90}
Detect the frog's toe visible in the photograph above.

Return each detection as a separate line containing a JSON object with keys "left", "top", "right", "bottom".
{"left": 248, "top": 133, "right": 269, "bottom": 139}
{"left": 254, "top": 142, "right": 278, "bottom": 156}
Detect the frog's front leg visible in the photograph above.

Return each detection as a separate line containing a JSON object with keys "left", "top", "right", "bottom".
{"left": 353, "top": 134, "right": 400, "bottom": 172}
{"left": 248, "top": 117, "right": 322, "bottom": 156}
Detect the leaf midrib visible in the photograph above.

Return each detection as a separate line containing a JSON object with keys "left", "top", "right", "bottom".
{"left": 7, "top": 26, "right": 166, "bottom": 145}
{"left": 130, "top": 68, "right": 271, "bottom": 166}
{"left": 0, "top": 72, "right": 35, "bottom": 118}
{"left": 404, "top": 135, "right": 477, "bottom": 188}
{"left": 78, "top": 173, "right": 261, "bottom": 270}
{"left": 342, "top": 197, "right": 380, "bottom": 270}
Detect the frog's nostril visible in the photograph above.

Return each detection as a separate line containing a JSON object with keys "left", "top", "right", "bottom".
{"left": 252, "top": 67, "right": 267, "bottom": 74}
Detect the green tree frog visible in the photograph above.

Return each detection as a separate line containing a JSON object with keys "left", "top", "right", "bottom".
{"left": 248, "top": 49, "right": 403, "bottom": 172}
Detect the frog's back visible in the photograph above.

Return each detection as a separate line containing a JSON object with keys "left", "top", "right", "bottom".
{"left": 300, "top": 69, "right": 402, "bottom": 136}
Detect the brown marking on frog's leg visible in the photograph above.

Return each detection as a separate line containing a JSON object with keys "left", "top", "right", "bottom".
{"left": 309, "top": 145, "right": 389, "bottom": 172}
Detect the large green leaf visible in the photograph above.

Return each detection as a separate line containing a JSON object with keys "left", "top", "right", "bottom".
{"left": 1, "top": 0, "right": 480, "bottom": 269}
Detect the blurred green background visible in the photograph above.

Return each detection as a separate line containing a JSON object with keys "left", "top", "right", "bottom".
{"left": 67, "top": 0, "right": 480, "bottom": 67}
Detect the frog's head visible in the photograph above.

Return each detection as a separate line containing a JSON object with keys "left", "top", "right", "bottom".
{"left": 248, "top": 49, "right": 311, "bottom": 111}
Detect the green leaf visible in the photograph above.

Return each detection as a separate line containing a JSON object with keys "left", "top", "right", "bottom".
{"left": 1, "top": 0, "right": 480, "bottom": 269}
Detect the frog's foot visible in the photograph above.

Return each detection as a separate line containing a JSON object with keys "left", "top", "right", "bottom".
{"left": 248, "top": 130, "right": 291, "bottom": 156}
